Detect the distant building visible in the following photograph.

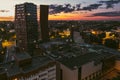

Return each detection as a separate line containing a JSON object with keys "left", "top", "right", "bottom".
{"left": 40, "top": 5, "right": 49, "bottom": 42}
{"left": 73, "top": 31, "right": 84, "bottom": 43}
{"left": 69, "top": 27, "right": 84, "bottom": 43}
{"left": 15, "top": 3, "right": 38, "bottom": 51}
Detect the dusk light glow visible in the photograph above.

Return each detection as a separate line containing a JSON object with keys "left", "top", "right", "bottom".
{"left": 0, "top": 0, "right": 120, "bottom": 21}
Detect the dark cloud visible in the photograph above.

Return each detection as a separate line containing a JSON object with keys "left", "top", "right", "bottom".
{"left": 81, "top": 3, "right": 102, "bottom": 11}
{"left": 49, "top": 4, "right": 80, "bottom": 14}
{"left": 99, "top": 0, "right": 120, "bottom": 8}
{"left": 76, "top": 4, "right": 81, "bottom": 10}
{"left": 49, "top": 0, "right": 120, "bottom": 15}
{"left": 49, "top": 3, "right": 102, "bottom": 14}
{"left": 90, "top": 11, "right": 120, "bottom": 17}
{"left": 0, "top": 10, "right": 9, "bottom": 12}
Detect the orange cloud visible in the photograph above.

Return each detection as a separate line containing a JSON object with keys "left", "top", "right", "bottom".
{"left": 49, "top": 12, "right": 120, "bottom": 21}
{"left": 49, "top": 12, "right": 85, "bottom": 20}
{"left": 0, "top": 16, "right": 14, "bottom": 21}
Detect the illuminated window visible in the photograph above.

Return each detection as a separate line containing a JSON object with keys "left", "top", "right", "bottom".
{"left": 1, "top": 51, "right": 4, "bottom": 54}
{"left": 13, "top": 78, "right": 18, "bottom": 80}
{"left": 27, "top": 13, "right": 31, "bottom": 16}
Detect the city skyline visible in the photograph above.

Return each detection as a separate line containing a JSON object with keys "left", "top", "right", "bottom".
{"left": 0, "top": 0, "right": 120, "bottom": 21}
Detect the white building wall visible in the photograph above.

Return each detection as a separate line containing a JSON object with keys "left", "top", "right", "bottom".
{"left": 19, "top": 65, "right": 56, "bottom": 80}
{"left": 81, "top": 61, "right": 102, "bottom": 80}
{"left": 60, "top": 64, "right": 78, "bottom": 80}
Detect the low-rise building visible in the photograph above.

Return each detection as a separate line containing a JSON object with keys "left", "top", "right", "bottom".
{"left": 40, "top": 42, "right": 119, "bottom": 80}
{"left": 0, "top": 52, "right": 57, "bottom": 80}
{"left": 1, "top": 41, "right": 120, "bottom": 80}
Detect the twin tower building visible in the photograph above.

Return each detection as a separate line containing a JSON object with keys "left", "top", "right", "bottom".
{"left": 15, "top": 3, "right": 49, "bottom": 52}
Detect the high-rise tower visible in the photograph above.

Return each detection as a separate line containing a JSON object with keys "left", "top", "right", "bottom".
{"left": 40, "top": 5, "right": 49, "bottom": 42}
{"left": 15, "top": 3, "right": 38, "bottom": 51}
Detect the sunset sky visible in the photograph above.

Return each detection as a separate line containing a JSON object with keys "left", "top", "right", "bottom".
{"left": 0, "top": 0, "right": 120, "bottom": 21}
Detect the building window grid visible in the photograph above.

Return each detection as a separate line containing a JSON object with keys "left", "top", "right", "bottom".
{"left": 18, "top": 70, "right": 56, "bottom": 80}
{"left": 48, "top": 68, "right": 55, "bottom": 73}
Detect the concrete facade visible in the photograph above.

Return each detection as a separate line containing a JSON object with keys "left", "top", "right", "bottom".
{"left": 60, "top": 63, "right": 78, "bottom": 80}
{"left": 81, "top": 61, "right": 102, "bottom": 80}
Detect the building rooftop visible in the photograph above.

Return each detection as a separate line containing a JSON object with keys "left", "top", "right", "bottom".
{"left": 22, "top": 56, "right": 53, "bottom": 73}
{"left": 0, "top": 61, "right": 21, "bottom": 77}
{"left": 59, "top": 51, "right": 114, "bottom": 69}
{"left": 40, "top": 41, "right": 120, "bottom": 69}
{"left": 15, "top": 52, "right": 31, "bottom": 61}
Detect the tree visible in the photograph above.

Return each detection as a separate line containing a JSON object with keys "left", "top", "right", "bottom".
{"left": 112, "top": 76, "right": 120, "bottom": 80}
{"left": 98, "top": 32, "right": 106, "bottom": 39}
{"left": 104, "top": 39, "right": 119, "bottom": 49}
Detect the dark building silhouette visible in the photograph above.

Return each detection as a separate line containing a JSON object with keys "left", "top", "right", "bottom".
{"left": 15, "top": 3, "right": 38, "bottom": 51}
{"left": 40, "top": 5, "right": 49, "bottom": 42}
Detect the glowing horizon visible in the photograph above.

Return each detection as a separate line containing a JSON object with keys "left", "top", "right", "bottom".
{"left": 1, "top": 14, "right": 120, "bottom": 21}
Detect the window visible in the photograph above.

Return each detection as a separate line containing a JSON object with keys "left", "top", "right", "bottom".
{"left": 48, "top": 68, "right": 55, "bottom": 72}
{"left": 39, "top": 73, "right": 47, "bottom": 77}
{"left": 41, "top": 78, "right": 46, "bottom": 80}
